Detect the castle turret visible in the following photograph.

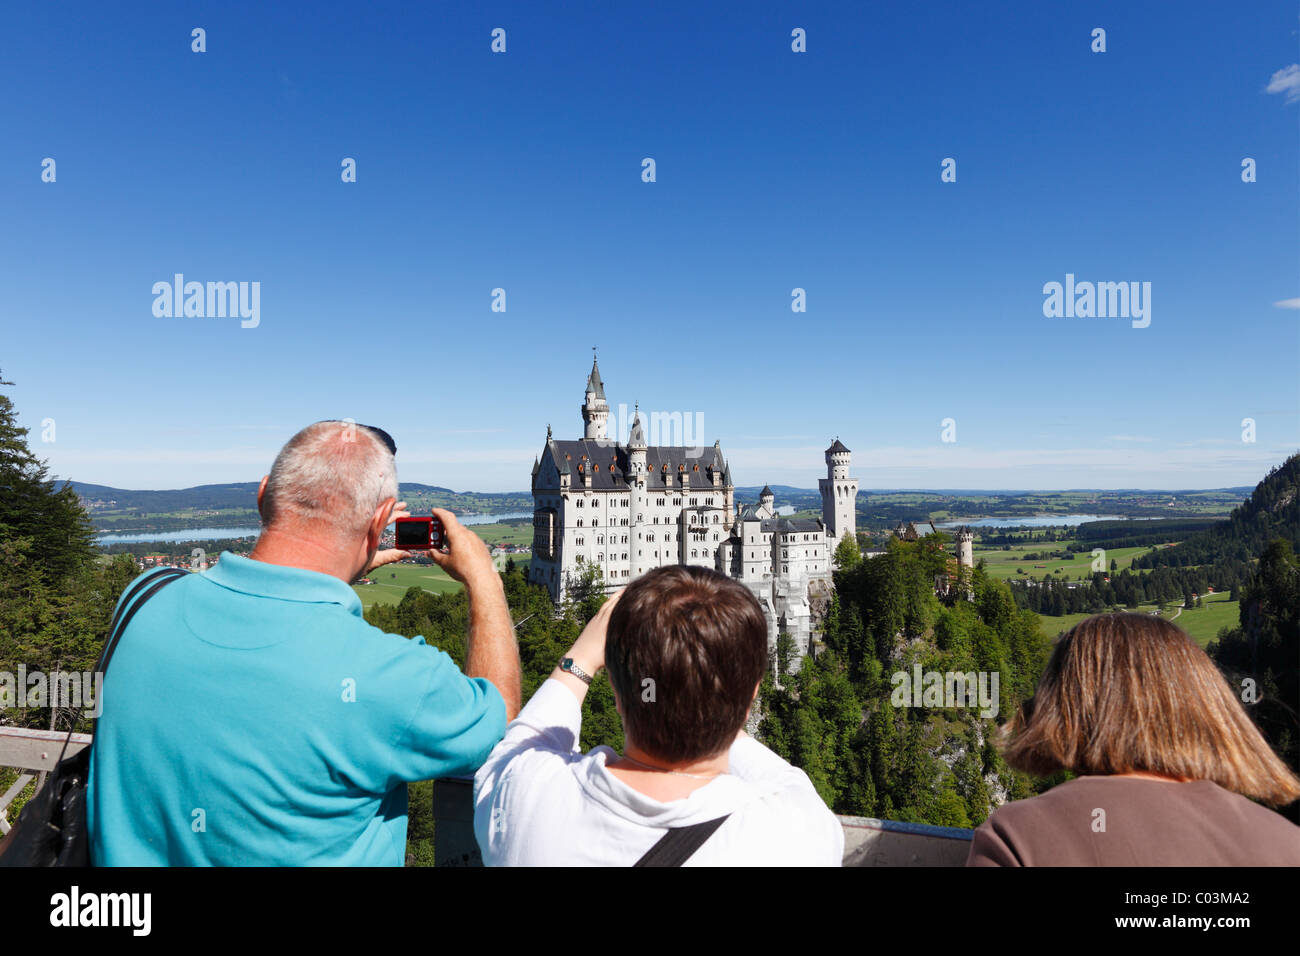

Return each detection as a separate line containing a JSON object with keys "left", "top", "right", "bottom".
{"left": 581, "top": 356, "right": 610, "bottom": 440}
{"left": 819, "top": 438, "right": 858, "bottom": 544}
{"left": 722, "top": 460, "right": 734, "bottom": 519}
{"left": 956, "top": 526, "right": 974, "bottom": 568}
{"left": 627, "top": 406, "right": 647, "bottom": 478}
{"left": 759, "top": 484, "right": 775, "bottom": 516}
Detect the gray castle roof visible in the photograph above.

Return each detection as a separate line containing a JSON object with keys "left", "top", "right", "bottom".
{"left": 586, "top": 358, "right": 606, "bottom": 400}
{"left": 627, "top": 413, "right": 646, "bottom": 448}
{"left": 760, "top": 484, "right": 774, "bottom": 498}
{"left": 827, "top": 438, "right": 850, "bottom": 454}
{"left": 735, "top": 515, "right": 824, "bottom": 534}
{"left": 544, "top": 438, "right": 727, "bottom": 491}
{"left": 779, "top": 516, "right": 824, "bottom": 533}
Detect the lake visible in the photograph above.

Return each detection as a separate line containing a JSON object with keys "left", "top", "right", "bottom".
{"left": 934, "top": 514, "right": 1125, "bottom": 529}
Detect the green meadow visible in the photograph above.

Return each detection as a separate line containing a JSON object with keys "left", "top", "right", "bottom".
{"left": 1165, "top": 591, "right": 1239, "bottom": 648}
{"left": 1035, "top": 591, "right": 1238, "bottom": 648}
{"left": 977, "top": 543, "right": 1160, "bottom": 581}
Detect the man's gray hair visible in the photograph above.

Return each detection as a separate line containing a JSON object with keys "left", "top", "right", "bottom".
{"left": 262, "top": 421, "right": 398, "bottom": 537}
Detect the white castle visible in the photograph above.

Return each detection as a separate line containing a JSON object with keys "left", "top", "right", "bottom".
{"left": 529, "top": 358, "right": 859, "bottom": 665}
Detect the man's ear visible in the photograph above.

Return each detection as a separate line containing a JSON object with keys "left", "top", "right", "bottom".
{"left": 368, "top": 497, "right": 396, "bottom": 549}
{"left": 256, "top": 475, "right": 270, "bottom": 519}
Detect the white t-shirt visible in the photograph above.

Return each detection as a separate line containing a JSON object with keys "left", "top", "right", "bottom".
{"left": 472, "top": 678, "right": 844, "bottom": 866}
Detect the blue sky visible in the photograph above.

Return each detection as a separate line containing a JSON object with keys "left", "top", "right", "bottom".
{"left": 2, "top": 1, "right": 1297, "bottom": 493}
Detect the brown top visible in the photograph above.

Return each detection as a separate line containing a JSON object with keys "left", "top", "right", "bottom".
{"left": 967, "top": 776, "right": 1300, "bottom": 866}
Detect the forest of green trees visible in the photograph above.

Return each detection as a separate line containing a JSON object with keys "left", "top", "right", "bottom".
{"left": 758, "top": 534, "right": 1054, "bottom": 827}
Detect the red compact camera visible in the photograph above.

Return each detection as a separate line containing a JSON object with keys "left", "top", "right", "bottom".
{"left": 394, "top": 515, "right": 446, "bottom": 551}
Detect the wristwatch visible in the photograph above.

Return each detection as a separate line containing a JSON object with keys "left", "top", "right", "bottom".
{"left": 559, "top": 657, "right": 594, "bottom": 685}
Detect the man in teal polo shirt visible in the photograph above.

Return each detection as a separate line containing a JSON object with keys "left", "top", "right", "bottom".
{"left": 87, "top": 421, "right": 521, "bottom": 865}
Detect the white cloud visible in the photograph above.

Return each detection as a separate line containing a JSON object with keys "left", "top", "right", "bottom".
{"left": 1265, "top": 64, "right": 1300, "bottom": 103}
{"left": 1274, "top": 297, "right": 1300, "bottom": 309}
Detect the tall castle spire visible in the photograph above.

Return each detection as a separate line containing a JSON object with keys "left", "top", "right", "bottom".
{"left": 581, "top": 352, "right": 610, "bottom": 440}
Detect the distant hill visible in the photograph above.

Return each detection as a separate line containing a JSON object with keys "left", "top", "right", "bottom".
{"left": 1133, "top": 453, "right": 1300, "bottom": 569}
{"left": 71, "top": 481, "right": 533, "bottom": 532}
{"left": 72, "top": 482, "right": 261, "bottom": 512}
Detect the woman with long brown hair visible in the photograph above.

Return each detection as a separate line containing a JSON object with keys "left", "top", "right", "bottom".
{"left": 968, "top": 612, "right": 1300, "bottom": 866}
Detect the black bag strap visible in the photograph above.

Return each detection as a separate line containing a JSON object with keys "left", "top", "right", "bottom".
{"left": 48, "top": 567, "right": 188, "bottom": 768}
{"left": 94, "top": 566, "right": 189, "bottom": 677}
{"left": 634, "top": 814, "right": 731, "bottom": 867}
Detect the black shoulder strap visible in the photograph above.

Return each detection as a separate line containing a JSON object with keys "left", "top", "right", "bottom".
{"left": 94, "top": 567, "right": 188, "bottom": 676}
{"left": 50, "top": 566, "right": 188, "bottom": 768}
{"left": 634, "top": 815, "right": 731, "bottom": 867}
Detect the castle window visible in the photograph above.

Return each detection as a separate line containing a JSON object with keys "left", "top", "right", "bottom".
{"left": 593, "top": 518, "right": 599, "bottom": 526}
{"left": 577, "top": 519, "right": 583, "bottom": 527}
{"left": 673, "top": 498, "right": 681, "bottom": 506}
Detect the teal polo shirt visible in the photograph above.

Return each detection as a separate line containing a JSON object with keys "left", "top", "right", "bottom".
{"left": 87, "top": 552, "right": 506, "bottom": 866}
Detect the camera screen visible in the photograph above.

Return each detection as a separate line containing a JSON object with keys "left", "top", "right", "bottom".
{"left": 395, "top": 520, "right": 429, "bottom": 548}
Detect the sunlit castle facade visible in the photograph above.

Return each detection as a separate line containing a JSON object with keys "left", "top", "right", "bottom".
{"left": 529, "top": 358, "right": 859, "bottom": 665}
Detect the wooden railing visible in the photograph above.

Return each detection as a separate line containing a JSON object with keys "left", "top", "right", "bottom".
{"left": 0, "top": 727, "right": 90, "bottom": 834}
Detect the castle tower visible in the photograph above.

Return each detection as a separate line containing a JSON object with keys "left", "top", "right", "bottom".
{"left": 581, "top": 356, "right": 610, "bottom": 440}
{"left": 627, "top": 407, "right": 648, "bottom": 578}
{"left": 819, "top": 438, "right": 858, "bottom": 544}
{"left": 956, "top": 527, "right": 974, "bottom": 568}
{"left": 759, "top": 484, "right": 775, "bottom": 515}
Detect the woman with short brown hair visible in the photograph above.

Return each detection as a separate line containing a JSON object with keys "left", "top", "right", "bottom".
{"left": 968, "top": 612, "right": 1300, "bottom": 866}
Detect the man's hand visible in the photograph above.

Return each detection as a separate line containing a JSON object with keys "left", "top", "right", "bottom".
{"left": 426, "top": 508, "right": 499, "bottom": 589}
{"left": 364, "top": 500, "right": 412, "bottom": 574}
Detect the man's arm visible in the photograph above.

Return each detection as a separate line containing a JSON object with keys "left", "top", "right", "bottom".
{"left": 429, "top": 508, "right": 521, "bottom": 721}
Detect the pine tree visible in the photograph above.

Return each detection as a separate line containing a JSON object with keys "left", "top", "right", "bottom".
{"left": 0, "top": 372, "right": 96, "bottom": 585}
